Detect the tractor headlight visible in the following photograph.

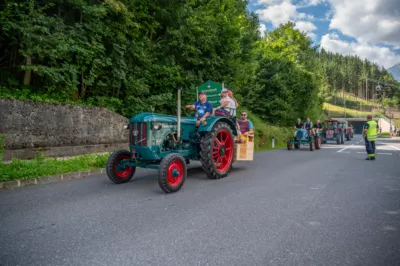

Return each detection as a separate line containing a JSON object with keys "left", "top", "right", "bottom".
{"left": 152, "top": 122, "right": 162, "bottom": 130}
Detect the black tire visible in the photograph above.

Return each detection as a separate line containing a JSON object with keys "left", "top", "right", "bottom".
{"left": 106, "top": 150, "right": 136, "bottom": 184}
{"left": 200, "top": 122, "right": 234, "bottom": 179}
{"left": 287, "top": 139, "right": 293, "bottom": 150}
{"left": 294, "top": 143, "right": 300, "bottom": 149}
{"left": 158, "top": 153, "right": 187, "bottom": 193}
{"left": 310, "top": 139, "right": 315, "bottom": 151}
{"left": 315, "top": 137, "right": 321, "bottom": 149}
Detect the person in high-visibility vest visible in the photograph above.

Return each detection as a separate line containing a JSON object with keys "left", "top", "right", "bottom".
{"left": 362, "top": 115, "right": 379, "bottom": 160}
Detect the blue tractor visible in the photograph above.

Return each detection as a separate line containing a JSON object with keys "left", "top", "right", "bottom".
{"left": 287, "top": 128, "right": 320, "bottom": 151}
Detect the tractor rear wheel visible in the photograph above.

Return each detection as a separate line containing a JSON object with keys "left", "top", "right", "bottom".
{"left": 158, "top": 153, "right": 187, "bottom": 193}
{"left": 200, "top": 122, "right": 234, "bottom": 179}
{"left": 106, "top": 150, "right": 136, "bottom": 184}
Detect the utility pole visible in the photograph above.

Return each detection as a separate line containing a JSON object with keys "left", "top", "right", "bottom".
{"left": 365, "top": 76, "right": 368, "bottom": 101}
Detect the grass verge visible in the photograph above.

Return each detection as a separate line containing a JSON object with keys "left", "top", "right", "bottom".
{"left": 0, "top": 153, "right": 110, "bottom": 182}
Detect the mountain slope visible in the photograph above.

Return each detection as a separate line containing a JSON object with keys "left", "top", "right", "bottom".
{"left": 388, "top": 63, "right": 400, "bottom": 82}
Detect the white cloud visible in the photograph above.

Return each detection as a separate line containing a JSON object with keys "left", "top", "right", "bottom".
{"left": 326, "top": 0, "right": 400, "bottom": 47}
{"left": 294, "top": 21, "right": 316, "bottom": 32}
{"left": 320, "top": 33, "right": 400, "bottom": 68}
{"left": 297, "top": 0, "right": 326, "bottom": 7}
{"left": 255, "top": 1, "right": 314, "bottom": 27}
{"left": 255, "top": 0, "right": 318, "bottom": 39}
{"left": 259, "top": 23, "right": 267, "bottom": 37}
{"left": 294, "top": 21, "right": 317, "bottom": 40}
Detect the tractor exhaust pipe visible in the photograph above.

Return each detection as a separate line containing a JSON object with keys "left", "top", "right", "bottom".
{"left": 177, "top": 87, "right": 182, "bottom": 142}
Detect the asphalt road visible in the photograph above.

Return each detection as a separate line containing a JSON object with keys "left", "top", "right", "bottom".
{"left": 1, "top": 135, "right": 400, "bottom": 266}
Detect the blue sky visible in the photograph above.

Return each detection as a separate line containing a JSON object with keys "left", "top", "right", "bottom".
{"left": 246, "top": 0, "right": 400, "bottom": 69}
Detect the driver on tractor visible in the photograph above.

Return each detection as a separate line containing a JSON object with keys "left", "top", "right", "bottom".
{"left": 185, "top": 91, "right": 212, "bottom": 127}
{"left": 303, "top": 117, "right": 313, "bottom": 138}
{"left": 312, "top": 119, "right": 322, "bottom": 134}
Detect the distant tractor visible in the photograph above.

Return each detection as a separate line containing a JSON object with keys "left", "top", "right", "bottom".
{"left": 321, "top": 119, "right": 344, "bottom": 144}
{"left": 106, "top": 83, "right": 254, "bottom": 193}
{"left": 344, "top": 122, "right": 354, "bottom": 141}
{"left": 287, "top": 128, "right": 318, "bottom": 151}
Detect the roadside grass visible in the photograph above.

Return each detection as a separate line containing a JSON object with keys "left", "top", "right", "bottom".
{"left": 0, "top": 153, "right": 110, "bottom": 182}
{"left": 323, "top": 103, "right": 382, "bottom": 118}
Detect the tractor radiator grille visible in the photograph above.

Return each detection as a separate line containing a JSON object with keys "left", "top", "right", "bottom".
{"left": 131, "top": 122, "right": 147, "bottom": 146}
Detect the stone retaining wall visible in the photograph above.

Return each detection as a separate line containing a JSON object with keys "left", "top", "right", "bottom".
{"left": 0, "top": 99, "right": 129, "bottom": 160}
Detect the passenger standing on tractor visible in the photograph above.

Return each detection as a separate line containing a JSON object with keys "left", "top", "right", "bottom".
{"left": 236, "top": 111, "right": 254, "bottom": 143}
{"left": 228, "top": 90, "right": 238, "bottom": 117}
{"left": 185, "top": 91, "right": 212, "bottom": 127}
{"left": 363, "top": 114, "right": 378, "bottom": 160}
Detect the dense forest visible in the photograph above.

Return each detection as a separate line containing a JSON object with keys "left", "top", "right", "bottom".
{"left": 1, "top": 0, "right": 399, "bottom": 126}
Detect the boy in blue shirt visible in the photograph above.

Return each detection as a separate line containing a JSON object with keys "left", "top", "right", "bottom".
{"left": 185, "top": 91, "right": 212, "bottom": 126}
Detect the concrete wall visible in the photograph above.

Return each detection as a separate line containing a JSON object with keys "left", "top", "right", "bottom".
{"left": 0, "top": 99, "right": 129, "bottom": 161}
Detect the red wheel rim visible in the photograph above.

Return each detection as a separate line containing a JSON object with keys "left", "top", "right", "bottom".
{"left": 113, "top": 155, "right": 132, "bottom": 178}
{"left": 167, "top": 160, "right": 184, "bottom": 187}
{"left": 212, "top": 129, "right": 233, "bottom": 172}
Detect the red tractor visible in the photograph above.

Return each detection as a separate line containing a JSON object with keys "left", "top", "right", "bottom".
{"left": 321, "top": 119, "right": 344, "bottom": 144}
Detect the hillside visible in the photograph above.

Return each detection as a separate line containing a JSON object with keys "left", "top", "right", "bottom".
{"left": 388, "top": 63, "right": 400, "bottom": 82}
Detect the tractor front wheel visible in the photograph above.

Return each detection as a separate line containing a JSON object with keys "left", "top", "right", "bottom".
{"left": 106, "top": 150, "right": 136, "bottom": 184}
{"left": 315, "top": 137, "right": 321, "bottom": 149}
{"left": 200, "top": 122, "right": 234, "bottom": 179}
{"left": 158, "top": 153, "right": 187, "bottom": 193}
{"left": 310, "top": 140, "right": 315, "bottom": 151}
{"left": 287, "top": 139, "right": 293, "bottom": 150}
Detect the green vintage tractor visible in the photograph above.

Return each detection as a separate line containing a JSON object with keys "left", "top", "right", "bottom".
{"left": 106, "top": 85, "right": 250, "bottom": 193}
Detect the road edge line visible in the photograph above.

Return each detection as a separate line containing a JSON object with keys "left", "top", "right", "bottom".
{"left": 377, "top": 141, "right": 400, "bottom": 151}
{"left": 0, "top": 168, "right": 105, "bottom": 191}
{"left": 337, "top": 144, "right": 355, "bottom": 153}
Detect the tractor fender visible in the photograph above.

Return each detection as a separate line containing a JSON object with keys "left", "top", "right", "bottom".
{"left": 198, "top": 116, "right": 238, "bottom": 136}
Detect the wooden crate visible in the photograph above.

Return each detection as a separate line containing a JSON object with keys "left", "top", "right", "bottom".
{"left": 234, "top": 136, "right": 254, "bottom": 161}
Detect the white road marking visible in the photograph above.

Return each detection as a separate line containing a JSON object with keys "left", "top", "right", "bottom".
{"left": 357, "top": 152, "right": 365, "bottom": 154}
{"left": 378, "top": 152, "right": 392, "bottom": 155}
{"left": 337, "top": 144, "right": 355, "bottom": 153}
{"left": 377, "top": 142, "right": 400, "bottom": 151}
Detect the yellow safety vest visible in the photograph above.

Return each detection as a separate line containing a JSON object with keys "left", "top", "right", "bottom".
{"left": 365, "top": 120, "right": 377, "bottom": 141}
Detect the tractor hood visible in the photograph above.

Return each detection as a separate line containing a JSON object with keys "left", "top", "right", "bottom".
{"left": 130, "top": 112, "right": 196, "bottom": 125}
